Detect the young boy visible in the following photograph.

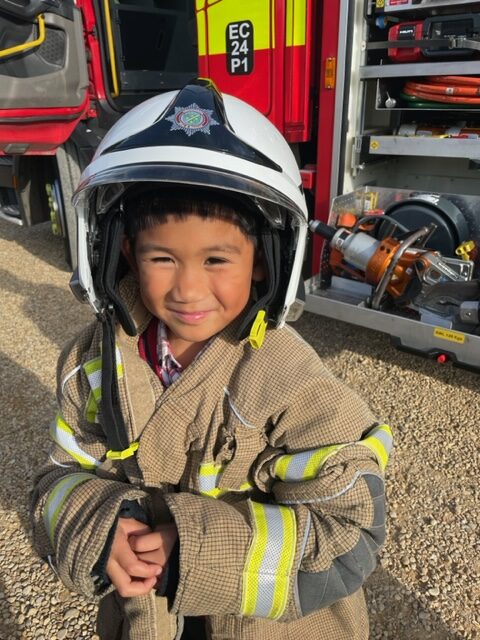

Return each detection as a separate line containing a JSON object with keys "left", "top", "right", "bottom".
{"left": 31, "top": 80, "right": 392, "bottom": 640}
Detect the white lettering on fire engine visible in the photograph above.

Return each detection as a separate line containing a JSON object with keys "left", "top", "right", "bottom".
{"left": 227, "top": 21, "right": 253, "bottom": 75}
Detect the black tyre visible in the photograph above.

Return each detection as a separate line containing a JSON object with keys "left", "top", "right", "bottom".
{"left": 53, "top": 140, "right": 85, "bottom": 270}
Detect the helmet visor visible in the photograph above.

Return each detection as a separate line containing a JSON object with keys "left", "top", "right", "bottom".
{"left": 73, "top": 162, "right": 306, "bottom": 229}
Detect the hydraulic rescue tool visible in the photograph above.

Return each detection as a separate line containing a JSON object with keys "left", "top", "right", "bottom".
{"left": 309, "top": 218, "right": 480, "bottom": 332}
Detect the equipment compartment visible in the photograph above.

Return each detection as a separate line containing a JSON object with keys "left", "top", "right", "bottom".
{"left": 306, "top": 186, "right": 480, "bottom": 370}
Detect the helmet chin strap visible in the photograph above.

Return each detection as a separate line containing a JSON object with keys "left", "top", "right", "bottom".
{"left": 95, "top": 209, "right": 137, "bottom": 454}
{"left": 237, "top": 228, "right": 281, "bottom": 347}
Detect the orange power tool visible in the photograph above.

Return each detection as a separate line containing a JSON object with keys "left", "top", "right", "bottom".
{"left": 309, "top": 219, "right": 466, "bottom": 309}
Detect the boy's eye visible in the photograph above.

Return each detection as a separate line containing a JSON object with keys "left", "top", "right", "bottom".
{"left": 150, "top": 256, "right": 173, "bottom": 263}
{"left": 206, "top": 256, "right": 229, "bottom": 265}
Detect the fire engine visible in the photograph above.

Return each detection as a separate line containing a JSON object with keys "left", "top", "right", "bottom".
{"left": 1, "top": 0, "right": 480, "bottom": 370}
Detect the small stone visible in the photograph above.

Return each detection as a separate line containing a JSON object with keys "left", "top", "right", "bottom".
{"left": 428, "top": 586, "right": 440, "bottom": 597}
{"left": 57, "top": 629, "right": 68, "bottom": 640}
{"left": 64, "top": 607, "right": 79, "bottom": 619}
{"left": 58, "top": 588, "right": 70, "bottom": 603}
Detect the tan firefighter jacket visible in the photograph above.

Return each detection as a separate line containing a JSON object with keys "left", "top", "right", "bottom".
{"left": 31, "top": 275, "right": 392, "bottom": 640}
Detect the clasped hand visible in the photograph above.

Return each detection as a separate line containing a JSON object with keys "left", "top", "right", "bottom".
{"left": 106, "top": 517, "right": 178, "bottom": 597}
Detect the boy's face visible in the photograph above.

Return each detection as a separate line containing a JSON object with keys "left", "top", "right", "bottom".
{"left": 123, "top": 214, "right": 264, "bottom": 355}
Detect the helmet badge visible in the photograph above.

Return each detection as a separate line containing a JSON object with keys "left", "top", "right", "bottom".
{"left": 165, "top": 103, "right": 219, "bottom": 137}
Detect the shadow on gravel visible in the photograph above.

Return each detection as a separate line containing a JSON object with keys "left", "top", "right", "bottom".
{"left": 366, "top": 567, "right": 464, "bottom": 640}
{"left": 0, "top": 267, "right": 90, "bottom": 349}
{"left": 295, "top": 311, "right": 479, "bottom": 393}
{"left": 0, "top": 575, "right": 21, "bottom": 640}
{"left": 0, "top": 219, "right": 69, "bottom": 272}
{"left": 0, "top": 352, "right": 56, "bottom": 532}
{"left": 0, "top": 354, "right": 55, "bottom": 639}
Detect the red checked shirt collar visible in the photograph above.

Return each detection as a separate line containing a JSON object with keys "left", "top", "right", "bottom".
{"left": 138, "top": 317, "right": 211, "bottom": 388}
{"left": 156, "top": 320, "right": 183, "bottom": 387}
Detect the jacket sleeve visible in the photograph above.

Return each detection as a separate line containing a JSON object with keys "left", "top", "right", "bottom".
{"left": 163, "top": 373, "right": 392, "bottom": 622}
{"left": 30, "top": 330, "right": 149, "bottom": 597}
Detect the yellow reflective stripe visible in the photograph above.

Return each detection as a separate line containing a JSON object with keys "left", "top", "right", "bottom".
{"left": 198, "top": 462, "right": 252, "bottom": 497}
{"left": 84, "top": 357, "right": 102, "bottom": 402}
{"left": 274, "top": 455, "right": 291, "bottom": 481}
{"left": 199, "top": 462, "right": 222, "bottom": 476}
{"left": 85, "top": 391, "right": 98, "bottom": 423}
{"left": 242, "top": 502, "right": 296, "bottom": 619}
{"left": 43, "top": 473, "right": 93, "bottom": 544}
{"left": 198, "top": 462, "right": 223, "bottom": 494}
{"left": 359, "top": 424, "right": 393, "bottom": 472}
{"left": 50, "top": 415, "right": 100, "bottom": 470}
{"left": 286, "top": 0, "right": 307, "bottom": 47}
{"left": 201, "top": 487, "right": 228, "bottom": 499}
{"left": 275, "top": 443, "right": 344, "bottom": 482}
{"left": 274, "top": 425, "right": 393, "bottom": 482}
{"left": 242, "top": 502, "right": 267, "bottom": 617}
{"left": 197, "top": 0, "right": 272, "bottom": 55}
{"left": 302, "top": 444, "right": 344, "bottom": 480}
{"left": 83, "top": 350, "right": 123, "bottom": 403}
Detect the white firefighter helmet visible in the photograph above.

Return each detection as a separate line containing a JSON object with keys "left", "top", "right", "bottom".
{"left": 71, "top": 79, "right": 308, "bottom": 340}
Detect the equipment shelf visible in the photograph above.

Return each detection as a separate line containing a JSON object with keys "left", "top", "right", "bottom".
{"left": 367, "top": 135, "right": 480, "bottom": 159}
{"left": 360, "top": 60, "right": 480, "bottom": 79}
{"left": 374, "top": 0, "right": 479, "bottom": 14}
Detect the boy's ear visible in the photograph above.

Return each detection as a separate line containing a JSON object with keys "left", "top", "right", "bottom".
{"left": 121, "top": 236, "right": 138, "bottom": 274}
{"left": 252, "top": 250, "right": 266, "bottom": 282}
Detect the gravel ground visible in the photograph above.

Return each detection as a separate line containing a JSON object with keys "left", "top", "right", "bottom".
{"left": 0, "top": 218, "right": 478, "bottom": 640}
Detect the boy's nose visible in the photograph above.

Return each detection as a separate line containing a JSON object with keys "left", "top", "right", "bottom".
{"left": 171, "top": 266, "right": 205, "bottom": 302}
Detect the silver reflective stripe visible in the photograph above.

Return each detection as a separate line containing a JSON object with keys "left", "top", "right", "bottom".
{"left": 199, "top": 473, "right": 219, "bottom": 493}
{"left": 242, "top": 502, "right": 296, "bottom": 619}
{"left": 275, "top": 424, "right": 393, "bottom": 482}
{"left": 49, "top": 454, "right": 72, "bottom": 469}
{"left": 50, "top": 414, "right": 100, "bottom": 469}
{"left": 198, "top": 462, "right": 252, "bottom": 498}
{"left": 83, "top": 348, "right": 123, "bottom": 403}
{"left": 275, "top": 443, "right": 343, "bottom": 482}
{"left": 359, "top": 425, "right": 393, "bottom": 472}
{"left": 43, "top": 473, "right": 93, "bottom": 544}
{"left": 280, "top": 449, "right": 313, "bottom": 481}
{"left": 61, "top": 365, "right": 82, "bottom": 396}
{"left": 84, "top": 357, "right": 102, "bottom": 402}
{"left": 374, "top": 427, "right": 393, "bottom": 454}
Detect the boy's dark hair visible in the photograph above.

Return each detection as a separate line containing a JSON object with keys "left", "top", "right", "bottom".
{"left": 123, "top": 185, "right": 260, "bottom": 246}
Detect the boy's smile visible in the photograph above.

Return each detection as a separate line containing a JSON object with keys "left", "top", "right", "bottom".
{"left": 124, "top": 214, "right": 264, "bottom": 365}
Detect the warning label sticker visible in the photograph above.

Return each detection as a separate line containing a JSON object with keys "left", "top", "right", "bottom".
{"left": 433, "top": 328, "right": 466, "bottom": 344}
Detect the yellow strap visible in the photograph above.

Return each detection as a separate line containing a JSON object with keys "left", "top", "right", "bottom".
{"left": 0, "top": 15, "right": 45, "bottom": 59}
{"left": 106, "top": 441, "right": 139, "bottom": 460}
